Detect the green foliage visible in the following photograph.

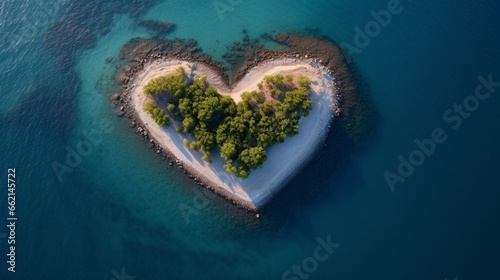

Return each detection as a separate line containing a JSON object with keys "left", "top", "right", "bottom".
{"left": 239, "top": 170, "right": 249, "bottom": 178}
{"left": 220, "top": 141, "right": 237, "bottom": 161}
{"left": 167, "top": 103, "right": 176, "bottom": 112}
{"left": 143, "top": 100, "right": 169, "bottom": 126}
{"left": 201, "top": 154, "right": 212, "bottom": 163}
{"left": 143, "top": 73, "right": 187, "bottom": 96}
{"left": 239, "top": 147, "right": 267, "bottom": 167}
{"left": 176, "top": 66, "right": 185, "bottom": 75}
{"left": 283, "top": 87, "right": 313, "bottom": 114}
{"left": 143, "top": 99, "right": 157, "bottom": 112}
{"left": 142, "top": 73, "right": 313, "bottom": 177}
{"left": 182, "top": 117, "right": 195, "bottom": 132}
{"left": 189, "top": 141, "right": 200, "bottom": 151}
{"left": 274, "top": 74, "right": 284, "bottom": 88}
{"left": 271, "top": 88, "right": 283, "bottom": 99}
{"left": 297, "top": 75, "right": 311, "bottom": 88}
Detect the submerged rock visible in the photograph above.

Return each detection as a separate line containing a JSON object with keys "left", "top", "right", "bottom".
{"left": 137, "top": 19, "right": 176, "bottom": 38}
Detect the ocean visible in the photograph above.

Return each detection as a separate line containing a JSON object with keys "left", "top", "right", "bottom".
{"left": 0, "top": 0, "right": 499, "bottom": 279}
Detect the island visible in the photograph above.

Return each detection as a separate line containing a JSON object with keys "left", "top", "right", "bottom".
{"left": 128, "top": 57, "right": 338, "bottom": 210}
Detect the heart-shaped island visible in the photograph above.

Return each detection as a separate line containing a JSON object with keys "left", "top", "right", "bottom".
{"left": 126, "top": 55, "right": 339, "bottom": 211}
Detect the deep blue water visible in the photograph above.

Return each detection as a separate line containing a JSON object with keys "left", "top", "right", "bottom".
{"left": 1, "top": 0, "right": 499, "bottom": 279}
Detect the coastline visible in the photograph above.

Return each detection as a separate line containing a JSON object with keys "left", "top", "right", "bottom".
{"left": 123, "top": 56, "right": 339, "bottom": 211}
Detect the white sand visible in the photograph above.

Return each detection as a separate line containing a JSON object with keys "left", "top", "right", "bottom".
{"left": 130, "top": 58, "right": 338, "bottom": 209}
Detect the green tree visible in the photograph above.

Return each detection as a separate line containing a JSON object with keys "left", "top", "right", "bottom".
{"left": 297, "top": 75, "right": 311, "bottom": 88}
{"left": 143, "top": 100, "right": 170, "bottom": 126}
{"left": 167, "top": 103, "right": 176, "bottom": 112}
{"left": 238, "top": 147, "right": 267, "bottom": 168}
{"left": 183, "top": 117, "right": 195, "bottom": 132}
{"left": 220, "top": 141, "right": 237, "bottom": 161}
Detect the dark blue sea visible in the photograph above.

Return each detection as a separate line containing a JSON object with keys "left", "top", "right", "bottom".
{"left": 1, "top": 0, "right": 499, "bottom": 279}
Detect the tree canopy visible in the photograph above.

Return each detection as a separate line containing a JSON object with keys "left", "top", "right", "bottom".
{"left": 143, "top": 100, "right": 170, "bottom": 126}
{"left": 142, "top": 68, "right": 313, "bottom": 178}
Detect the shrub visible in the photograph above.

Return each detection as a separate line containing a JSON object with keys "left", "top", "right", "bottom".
{"left": 143, "top": 100, "right": 169, "bottom": 126}
{"left": 297, "top": 75, "right": 311, "bottom": 88}
{"left": 167, "top": 103, "right": 176, "bottom": 112}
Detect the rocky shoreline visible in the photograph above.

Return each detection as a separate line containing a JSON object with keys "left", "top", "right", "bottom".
{"left": 111, "top": 33, "right": 358, "bottom": 214}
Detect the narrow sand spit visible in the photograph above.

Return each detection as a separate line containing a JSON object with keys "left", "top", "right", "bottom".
{"left": 130, "top": 58, "right": 338, "bottom": 210}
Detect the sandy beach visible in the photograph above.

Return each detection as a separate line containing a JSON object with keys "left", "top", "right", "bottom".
{"left": 129, "top": 58, "right": 338, "bottom": 210}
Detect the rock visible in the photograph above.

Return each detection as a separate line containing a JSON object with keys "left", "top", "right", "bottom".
{"left": 105, "top": 57, "right": 114, "bottom": 64}
{"left": 115, "top": 110, "right": 125, "bottom": 117}
{"left": 256, "top": 214, "right": 261, "bottom": 219}
{"left": 111, "top": 93, "right": 120, "bottom": 101}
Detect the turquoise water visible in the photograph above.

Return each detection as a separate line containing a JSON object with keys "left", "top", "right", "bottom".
{"left": 1, "top": 0, "right": 499, "bottom": 279}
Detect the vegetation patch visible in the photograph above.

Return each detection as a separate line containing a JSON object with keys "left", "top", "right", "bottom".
{"left": 143, "top": 67, "right": 312, "bottom": 177}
